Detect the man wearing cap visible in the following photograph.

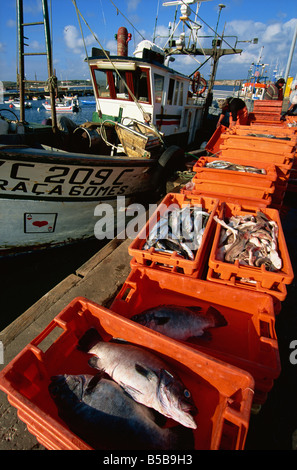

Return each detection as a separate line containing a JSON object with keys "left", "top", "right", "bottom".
{"left": 263, "top": 78, "right": 285, "bottom": 100}
{"left": 216, "top": 96, "right": 248, "bottom": 128}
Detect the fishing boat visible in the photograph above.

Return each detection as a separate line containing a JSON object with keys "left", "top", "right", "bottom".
{"left": 0, "top": 0, "right": 194, "bottom": 256}
{"left": 0, "top": 0, "right": 240, "bottom": 257}
{"left": 42, "top": 97, "right": 80, "bottom": 113}
{"left": 240, "top": 49, "right": 269, "bottom": 101}
{"left": 10, "top": 98, "right": 32, "bottom": 109}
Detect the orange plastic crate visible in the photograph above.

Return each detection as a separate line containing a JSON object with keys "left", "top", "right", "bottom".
{"left": 248, "top": 113, "right": 282, "bottom": 124}
{"left": 286, "top": 115, "right": 297, "bottom": 126}
{"left": 204, "top": 124, "right": 228, "bottom": 154}
{"left": 128, "top": 192, "right": 219, "bottom": 276}
{"left": 208, "top": 202, "right": 294, "bottom": 292}
{"left": 219, "top": 134, "right": 296, "bottom": 154}
{"left": 236, "top": 124, "right": 297, "bottom": 136}
{"left": 180, "top": 188, "right": 272, "bottom": 209}
{"left": 250, "top": 120, "right": 287, "bottom": 127}
{"left": 111, "top": 266, "right": 280, "bottom": 404}
{"left": 218, "top": 146, "right": 294, "bottom": 167}
{"left": 191, "top": 177, "right": 275, "bottom": 201}
{"left": 192, "top": 156, "right": 277, "bottom": 187}
{"left": 0, "top": 297, "right": 255, "bottom": 450}
{"left": 207, "top": 267, "right": 287, "bottom": 303}
{"left": 224, "top": 126, "right": 297, "bottom": 142}
{"left": 253, "top": 100, "right": 283, "bottom": 111}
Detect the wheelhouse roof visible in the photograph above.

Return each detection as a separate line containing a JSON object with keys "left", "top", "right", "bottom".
{"left": 86, "top": 54, "right": 190, "bottom": 80}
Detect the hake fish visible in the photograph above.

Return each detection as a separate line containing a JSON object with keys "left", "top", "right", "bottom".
{"left": 131, "top": 305, "right": 227, "bottom": 341}
{"left": 49, "top": 373, "right": 194, "bottom": 450}
{"left": 77, "top": 328, "right": 198, "bottom": 429}
{"left": 214, "top": 211, "right": 282, "bottom": 271}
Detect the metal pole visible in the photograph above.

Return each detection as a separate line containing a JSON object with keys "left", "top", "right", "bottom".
{"left": 17, "top": 0, "right": 25, "bottom": 122}
{"left": 41, "top": 0, "right": 57, "bottom": 133}
{"left": 284, "top": 21, "right": 297, "bottom": 82}
{"left": 203, "top": 5, "right": 225, "bottom": 122}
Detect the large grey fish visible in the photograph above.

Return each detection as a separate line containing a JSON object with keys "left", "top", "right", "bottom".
{"left": 77, "top": 328, "right": 198, "bottom": 429}
{"left": 48, "top": 373, "right": 194, "bottom": 450}
{"left": 131, "top": 305, "right": 227, "bottom": 341}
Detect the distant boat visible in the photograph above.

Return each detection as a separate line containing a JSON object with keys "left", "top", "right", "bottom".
{"left": 10, "top": 98, "right": 32, "bottom": 109}
{"left": 42, "top": 98, "right": 80, "bottom": 113}
{"left": 63, "top": 94, "right": 78, "bottom": 100}
{"left": 240, "top": 50, "right": 269, "bottom": 101}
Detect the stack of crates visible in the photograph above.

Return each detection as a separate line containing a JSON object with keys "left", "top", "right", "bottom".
{"left": 125, "top": 189, "right": 286, "bottom": 409}
{"left": 1, "top": 109, "right": 296, "bottom": 452}
{"left": 248, "top": 100, "right": 284, "bottom": 126}
{"left": 0, "top": 297, "right": 255, "bottom": 450}
{"left": 217, "top": 126, "right": 297, "bottom": 209}
{"left": 187, "top": 154, "right": 278, "bottom": 208}
{"left": 111, "top": 267, "right": 281, "bottom": 406}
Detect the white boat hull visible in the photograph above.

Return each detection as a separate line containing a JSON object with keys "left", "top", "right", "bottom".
{"left": 0, "top": 197, "right": 131, "bottom": 254}
{"left": 42, "top": 104, "right": 78, "bottom": 112}
{"left": 0, "top": 146, "right": 163, "bottom": 256}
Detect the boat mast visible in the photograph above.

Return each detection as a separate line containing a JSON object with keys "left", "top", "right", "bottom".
{"left": 161, "top": 1, "right": 242, "bottom": 118}
{"left": 17, "top": 0, "right": 25, "bottom": 122}
{"left": 16, "top": 0, "right": 57, "bottom": 132}
{"left": 41, "top": 0, "right": 57, "bottom": 133}
{"left": 284, "top": 20, "right": 297, "bottom": 83}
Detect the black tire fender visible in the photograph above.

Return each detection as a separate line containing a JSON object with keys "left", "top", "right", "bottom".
{"left": 152, "top": 145, "right": 185, "bottom": 190}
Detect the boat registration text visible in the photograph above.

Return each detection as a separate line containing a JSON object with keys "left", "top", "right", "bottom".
{"left": 0, "top": 160, "right": 140, "bottom": 199}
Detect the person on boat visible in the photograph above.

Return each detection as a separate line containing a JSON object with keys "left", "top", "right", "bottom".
{"left": 263, "top": 78, "right": 285, "bottom": 100}
{"left": 216, "top": 97, "right": 248, "bottom": 128}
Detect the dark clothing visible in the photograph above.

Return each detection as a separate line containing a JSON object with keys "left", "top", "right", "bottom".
{"left": 221, "top": 97, "right": 246, "bottom": 122}
{"left": 287, "top": 105, "right": 297, "bottom": 116}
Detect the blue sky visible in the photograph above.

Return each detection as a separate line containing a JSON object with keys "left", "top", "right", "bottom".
{"left": 0, "top": 0, "right": 296, "bottom": 82}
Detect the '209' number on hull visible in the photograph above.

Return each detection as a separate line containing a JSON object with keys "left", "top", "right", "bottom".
{"left": 44, "top": 167, "right": 114, "bottom": 185}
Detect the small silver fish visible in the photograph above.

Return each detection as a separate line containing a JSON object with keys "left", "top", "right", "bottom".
{"left": 131, "top": 305, "right": 227, "bottom": 341}
{"left": 77, "top": 329, "right": 198, "bottom": 429}
{"left": 49, "top": 373, "right": 194, "bottom": 450}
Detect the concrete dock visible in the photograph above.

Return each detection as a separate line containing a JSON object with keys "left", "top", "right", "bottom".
{"left": 1, "top": 194, "right": 297, "bottom": 451}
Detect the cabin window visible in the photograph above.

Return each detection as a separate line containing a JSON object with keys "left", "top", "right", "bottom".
{"left": 133, "top": 69, "right": 150, "bottom": 102}
{"left": 113, "top": 70, "right": 130, "bottom": 100}
{"left": 93, "top": 69, "right": 111, "bottom": 98}
{"left": 167, "top": 78, "right": 175, "bottom": 105}
{"left": 154, "top": 74, "right": 164, "bottom": 103}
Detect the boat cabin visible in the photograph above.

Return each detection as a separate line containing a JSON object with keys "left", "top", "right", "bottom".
{"left": 87, "top": 43, "right": 204, "bottom": 147}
